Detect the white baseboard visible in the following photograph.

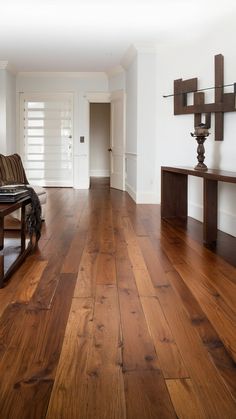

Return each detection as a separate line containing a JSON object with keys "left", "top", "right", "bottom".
{"left": 90, "top": 170, "right": 110, "bottom": 177}
{"left": 189, "top": 202, "right": 236, "bottom": 237}
{"left": 40, "top": 180, "right": 73, "bottom": 187}
{"left": 125, "top": 182, "right": 137, "bottom": 202}
{"left": 188, "top": 202, "right": 203, "bottom": 222}
{"left": 218, "top": 210, "right": 236, "bottom": 237}
{"left": 136, "top": 191, "right": 159, "bottom": 204}
{"left": 125, "top": 183, "right": 160, "bottom": 204}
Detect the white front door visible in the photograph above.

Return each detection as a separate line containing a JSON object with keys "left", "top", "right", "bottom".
{"left": 110, "top": 90, "right": 126, "bottom": 191}
{"left": 20, "top": 93, "right": 73, "bottom": 187}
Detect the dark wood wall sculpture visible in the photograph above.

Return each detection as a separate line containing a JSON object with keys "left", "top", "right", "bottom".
{"left": 172, "top": 54, "right": 236, "bottom": 141}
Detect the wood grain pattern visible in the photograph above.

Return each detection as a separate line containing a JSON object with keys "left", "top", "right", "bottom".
{"left": 141, "top": 296, "right": 188, "bottom": 379}
{"left": 96, "top": 252, "right": 116, "bottom": 285}
{"left": 179, "top": 248, "right": 226, "bottom": 292}
{"left": 60, "top": 220, "right": 88, "bottom": 273}
{"left": 0, "top": 254, "right": 41, "bottom": 318}
{"left": 138, "top": 236, "right": 170, "bottom": 286}
{"left": 86, "top": 285, "right": 126, "bottom": 419}
{"left": 168, "top": 269, "right": 236, "bottom": 401}
{"left": 122, "top": 216, "right": 148, "bottom": 269}
{"left": 118, "top": 286, "right": 160, "bottom": 372}
{"left": 13, "top": 260, "right": 47, "bottom": 302}
{"left": 168, "top": 240, "right": 236, "bottom": 310}
{"left": 113, "top": 212, "right": 139, "bottom": 296}
{"left": 60, "top": 195, "right": 89, "bottom": 273}
{"left": 155, "top": 284, "right": 236, "bottom": 418}
{"left": 0, "top": 181, "right": 235, "bottom": 418}
{"left": 0, "top": 273, "right": 76, "bottom": 418}
{"left": 132, "top": 268, "right": 157, "bottom": 297}
{"left": 124, "top": 370, "right": 176, "bottom": 418}
{"left": 74, "top": 249, "right": 98, "bottom": 298}
{"left": 99, "top": 204, "right": 116, "bottom": 254}
{"left": 46, "top": 297, "right": 94, "bottom": 419}
{"left": 174, "top": 262, "right": 236, "bottom": 362}
{"left": 166, "top": 378, "right": 206, "bottom": 419}
{"left": 0, "top": 301, "right": 25, "bottom": 361}
{"left": 162, "top": 217, "right": 236, "bottom": 276}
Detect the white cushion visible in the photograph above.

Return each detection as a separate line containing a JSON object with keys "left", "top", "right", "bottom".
{"left": 31, "top": 185, "right": 46, "bottom": 197}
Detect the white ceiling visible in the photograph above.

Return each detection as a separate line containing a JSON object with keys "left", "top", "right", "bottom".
{"left": 0, "top": 0, "right": 235, "bottom": 72}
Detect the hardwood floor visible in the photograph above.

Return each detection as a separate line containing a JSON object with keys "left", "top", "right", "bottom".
{"left": 0, "top": 177, "right": 235, "bottom": 418}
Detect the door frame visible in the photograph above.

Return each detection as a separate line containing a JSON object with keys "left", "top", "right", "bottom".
{"left": 110, "top": 90, "right": 126, "bottom": 191}
{"left": 85, "top": 90, "right": 126, "bottom": 190}
{"left": 86, "top": 92, "right": 111, "bottom": 186}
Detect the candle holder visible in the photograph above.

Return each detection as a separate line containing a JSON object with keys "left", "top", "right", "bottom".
{"left": 191, "top": 123, "right": 210, "bottom": 171}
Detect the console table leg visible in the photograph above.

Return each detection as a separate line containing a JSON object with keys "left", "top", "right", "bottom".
{"left": 204, "top": 179, "right": 218, "bottom": 245}
{"left": 161, "top": 170, "right": 188, "bottom": 219}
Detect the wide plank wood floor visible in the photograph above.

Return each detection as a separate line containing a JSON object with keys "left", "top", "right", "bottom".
{"left": 0, "top": 177, "right": 235, "bottom": 419}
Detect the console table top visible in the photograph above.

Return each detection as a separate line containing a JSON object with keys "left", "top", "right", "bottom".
{"left": 161, "top": 166, "right": 236, "bottom": 183}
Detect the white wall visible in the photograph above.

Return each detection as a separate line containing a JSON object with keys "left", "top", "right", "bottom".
{"left": 156, "top": 15, "right": 236, "bottom": 236}
{"left": 6, "top": 70, "right": 16, "bottom": 154}
{"left": 90, "top": 103, "right": 110, "bottom": 177}
{"left": 0, "top": 68, "right": 16, "bottom": 155}
{"left": 0, "top": 70, "right": 6, "bottom": 154}
{"left": 16, "top": 72, "right": 109, "bottom": 188}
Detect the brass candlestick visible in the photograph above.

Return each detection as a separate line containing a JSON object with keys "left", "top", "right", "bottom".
{"left": 191, "top": 123, "right": 210, "bottom": 171}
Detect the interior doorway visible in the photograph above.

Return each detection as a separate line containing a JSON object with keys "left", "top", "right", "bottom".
{"left": 87, "top": 90, "right": 125, "bottom": 191}
{"left": 89, "top": 103, "right": 111, "bottom": 180}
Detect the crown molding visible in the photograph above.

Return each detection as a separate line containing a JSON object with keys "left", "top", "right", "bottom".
{"left": 17, "top": 71, "right": 107, "bottom": 79}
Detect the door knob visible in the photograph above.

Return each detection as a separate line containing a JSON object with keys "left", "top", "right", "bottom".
{"left": 108, "top": 148, "right": 112, "bottom": 152}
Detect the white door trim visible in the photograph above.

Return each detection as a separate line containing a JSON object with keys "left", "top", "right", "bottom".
{"left": 85, "top": 92, "right": 111, "bottom": 187}
{"left": 86, "top": 92, "right": 111, "bottom": 103}
{"left": 110, "top": 90, "right": 126, "bottom": 191}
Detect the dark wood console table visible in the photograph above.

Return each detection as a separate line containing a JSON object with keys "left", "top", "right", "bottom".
{"left": 161, "top": 166, "right": 236, "bottom": 246}
{"left": 0, "top": 196, "right": 32, "bottom": 287}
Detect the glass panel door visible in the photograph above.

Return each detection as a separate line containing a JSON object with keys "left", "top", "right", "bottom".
{"left": 20, "top": 93, "right": 73, "bottom": 186}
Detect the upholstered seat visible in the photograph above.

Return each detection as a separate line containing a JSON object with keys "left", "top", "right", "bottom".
{"left": 0, "top": 153, "right": 47, "bottom": 220}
